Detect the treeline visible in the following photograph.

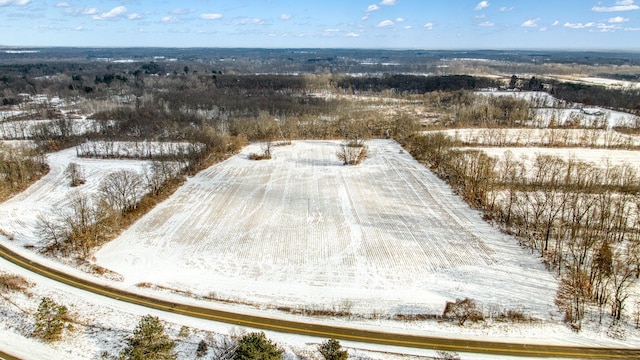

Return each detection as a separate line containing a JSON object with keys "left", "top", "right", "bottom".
{"left": 549, "top": 82, "right": 640, "bottom": 113}
{"left": 0, "top": 144, "right": 48, "bottom": 201}
{"left": 404, "top": 132, "right": 640, "bottom": 331}
{"left": 336, "top": 74, "right": 500, "bottom": 94}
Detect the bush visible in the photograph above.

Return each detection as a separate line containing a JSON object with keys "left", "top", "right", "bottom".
{"left": 442, "top": 298, "right": 484, "bottom": 326}
{"left": 318, "top": 339, "right": 348, "bottom": 360}
{"left": 32, "top": 297, "right": 69, "bottom": 342}
{"left": 0, "top": 272, "right": 31, "bottom": 293}
{"left": 233, "top": 332, "right": 283, "bottom": 360}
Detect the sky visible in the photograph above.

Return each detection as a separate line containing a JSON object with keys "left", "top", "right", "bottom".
{"left": 1, "top": 0, "right": 639, "bottom": 49}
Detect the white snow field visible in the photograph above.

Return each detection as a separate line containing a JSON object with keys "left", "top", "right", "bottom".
{"left": 95, "top": 140, "right": 558, "bottom": 318}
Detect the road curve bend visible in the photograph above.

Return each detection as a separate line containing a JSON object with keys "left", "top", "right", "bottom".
{"left": 1, "top": 242, "right": 639, "bottom": 359}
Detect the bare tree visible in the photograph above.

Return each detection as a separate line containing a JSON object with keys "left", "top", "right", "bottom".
{"left": 100, "top": 170, "right": 143, "bottom": 214}
{"left": 64, "top": 162, "right": 85, "bottom": 187}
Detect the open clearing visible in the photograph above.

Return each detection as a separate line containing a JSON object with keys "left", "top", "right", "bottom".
{"left": 95, "top": 139, "right": 558, "bottom": 317}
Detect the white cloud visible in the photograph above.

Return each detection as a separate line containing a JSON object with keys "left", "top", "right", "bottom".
{"left": 171, "top": 8, "right": 195, "bottom": 15}
{"left": 55, "top": 2, "right": 70, "bottom": 7}
{"left": 552, "top": 20, "right": 559, "bottom": 26}
{"left": 93, "top": 6, "right": 127, "bottom": 20}
{"left": 395, "top": 17, "right": 405, "bottom": 23}
{"left": 345, "top": 32, "right": 360, "bottom": 37}
{"left": 366, "top": 4, "right": 380, "bottom": 12}
{"left": 82, "top": 8, "right": 99, "bottom": 15}
{"left": 404, "top": 25, "right": 412, "bottom": 29}
{"left": 380, "top": 0, "right": 396, "bottom": 5}
{"left": 128, "top": 13, "right": 142, "bottom": 20}
{"left": 377, "top": 19, "right": 394, "bottom": 27}
{"left": 325, "top": 28, "right": 340, "bottom": 32}
{"left": 73, "top": 26, "right": 85, "bottom": 31}
{"left": 499, "top": 6, "right": 514, "bottom": 12}
{"left": 200, "top": 13, "right": 223, "bottom": 20}
{"left": 240, "top": 18, "right": 265, "bottom": 25}
{"left": 608, "top": 16, "right": 629, "bottom": 22}
{"left": 475, "top": 1, "right": 489, "bottom": 11}
{"left": 479, "top": 21, "right": 494, "bottom": 27}
{"left": 161, "top": 16, "right": 179, "bottom": 24}
{"left": 0, "top": 0, "right": 30, "bottom": 6}
{"left": 564, "top": 22, "right": 595, "bottom": 29}
{"left": 423, "top": 22, "right": 433, "bottom": 30}
{"left": 595, "top": 23, "right": 619, "bottom": 31}
{"left": 592, "top": 0, "right": 639, "bottom": 12}
{"left": 624, "top": 26, "right": 640, "bottom": 30}
{"left": 361, "top": 15, "right": 369, "bottom": 20}
{"left": 522, "top": 18, "right": 540, "bottom": 27}
{"left": 474, "top": 14, "right": 486, "bottom": 19}
{"left": 280, "top": 14, "right": 292, "bottom": 20}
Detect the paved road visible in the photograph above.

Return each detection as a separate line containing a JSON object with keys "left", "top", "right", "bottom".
{"left": 1, "top": 243, "right": 639, "bottom": 359}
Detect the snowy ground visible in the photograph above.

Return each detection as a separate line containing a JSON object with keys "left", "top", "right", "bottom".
{"left": 94, "top": 140, "right": 558, "bottom": 318}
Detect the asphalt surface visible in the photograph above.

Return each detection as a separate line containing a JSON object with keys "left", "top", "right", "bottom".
{"left": 1, "top": 242, "right": 639, "bottom": 359}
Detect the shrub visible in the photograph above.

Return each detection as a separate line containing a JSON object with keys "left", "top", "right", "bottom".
{"left": 0, "top": 272, "right": 31, "bottom": 293}
{"left": 442, "top": 298, "right": 484, "bottom": 326}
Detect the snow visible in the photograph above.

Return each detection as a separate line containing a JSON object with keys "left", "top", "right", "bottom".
{"left": 94, "top": 140, "right": 559, "bottom": 318}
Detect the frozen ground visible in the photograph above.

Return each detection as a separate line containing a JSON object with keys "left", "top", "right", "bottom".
{"left": 95, "top": 140, "right": 559, "bottom": 318}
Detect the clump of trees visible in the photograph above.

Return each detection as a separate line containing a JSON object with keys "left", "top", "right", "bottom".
{"left": 0, "top": 144, "right": 48, "bottom": 201}
{"left": 405, "top": 132, "right": 640, "bottom": 331}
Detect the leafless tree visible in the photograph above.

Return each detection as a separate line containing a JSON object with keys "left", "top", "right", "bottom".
{"left": 100, "top": 170, "right": 143, "bottom": 214}
{"left": 64, "top": 162, "right": 85, "bottom": 187}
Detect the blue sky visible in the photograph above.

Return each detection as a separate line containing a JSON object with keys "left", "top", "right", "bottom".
{"left": 1, "top": 0, "right": 639, "bottom": 49}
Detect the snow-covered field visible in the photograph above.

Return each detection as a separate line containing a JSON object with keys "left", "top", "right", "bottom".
{"left": 94, "top": 140, "right": 558, "bottom": 318}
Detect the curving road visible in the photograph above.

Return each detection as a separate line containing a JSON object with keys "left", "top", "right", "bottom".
{"left": 1, "top": 243, "right": 639, "bottom": 359}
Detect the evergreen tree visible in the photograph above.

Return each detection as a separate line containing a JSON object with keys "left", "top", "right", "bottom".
{"left": 233, "top": 332, "right": 283, "bottom": 360}
{"left": 196, "top": 340, "right": 208, "bottom": 358}
{"left": 32, "top": 297, "right": 69, "bottom": 342}
{"left": 318, "top": 339, "right": 348, "bottom": 360}
{"left": 120, "top": 315, "right": 176, "bottom": 360}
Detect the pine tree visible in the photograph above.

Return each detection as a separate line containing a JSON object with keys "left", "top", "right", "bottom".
{"left": 318, "top": 339, "right": 348, "bottom": 360}
{"left": 196, "top": 339, "right": 208, "bottom": 358}
{"left": 32, "top": 297, "right": 69, "bottom": 342}
{"left": 233, "top": 332, "right": 283, "bottom": 360}
{"left": 120, "top": 315, "right": 176, "bottom": 360}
